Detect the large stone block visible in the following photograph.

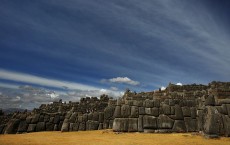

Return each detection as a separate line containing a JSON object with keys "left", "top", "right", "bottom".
{"left": 54, "top": 115, "right": 60, "bottom": 124}
{"left": 114, "top": 106, "right": 121, "bottom": 118}
{"left": 143, "top": 115, "right": 157, "bottom": 129}
{"left": 17, "top": 120, "right": 28, "bottom": 133}
{"left": 93, "top": 112, "right": 99, "bottom": 121}
{"left": 39, "top": 115, "right": 44, "bottom": 122}
{"left": 157, "top": 114, "right": 174, "bottom": 129}
{"left": 190, "top": 107, "right": 197, "bottom": 119}
{"left": 172, "top": 120, "right": 186, "bottom": 133}
{"left": 162, "top": 104, "right": 171, "bottom": 115}
{"left": 27, "top": 124, "right": 36, "bottom": 132}
{"left": 78, "top": 122, "right": 86, "bottom": 131}
{"left": 205, "top": 95, "right": 215, "bottom": 106}
{"left": 182, "top": 106, "right": 191, "bottom": 117}
{"left": 86, "top": 121, "right": 99, "bottom": 130}
{"left": 169, "top": 99, "right": 175, "bottom": 106}
{"left": 72, "top": 123, "right": 79, "bottom": 131}
{"left": 121, "top": 105, "right": 130, "bottom": 118}
{"left": 104, "top": 106, "right": 115, "bottom": 120}
{"left": 184, "top": 117, "right": 197, "bottom": 132}
{"left": 138, "top": 115, "right": 143, "bottom": 132}
{"left": 144, "top": 99, "right": 154, "bottom": 108}
{"left": 99, "top": 112, "right": 104, "bottom": 123}
{"left": 31, "top": 114, "right": 40, "bottom": 124}
{"left": 222, "top": 115, "right": 230, "bottom": 137}
{"left": 36, "top": 122, "right": 45, "bottom": 132}
{"left": 44, "top": 115, "right": 50, "bottom": 122}
{"left": 4, "top": 119, "right": 20, "bottom": 134}
{"left": 49, "top": 117, "right": 54, "bottom": 123}
{"left": 171, "top": 105, "right": 183, "bottom": 120}
{"left": 130, "top": 106, "right": 139, "bottom": 118}
{"left": 139, "top": 107, "right": 145, "bottom": 115}
{"left": 0, "top": 124, "right": 6, "bottom": 134}
{"left": 145, "top": 108, "right": 159, "bottom": 117}
{"left": 113, "top": 118, "right": 129, "bottom": 132}
{"left": 46, "top": 123, "right": 54, "bottom": 131}
{"left": 128, "top": 118, "right": 138, "bottom": 132}
{"left": 133, "top": 100, "right": 143, "bottom": 107}
{"left": 88, "top": 113, "right": 93, "bottom": 120}
{"left": 226, "top": 104, "right": 230, "bottom": 117}
{"left": 153, "top": 99, "right": 160, "bottom": 108}
{"left": 98, "top": 123, "right": 103, "bottom": 130}
{"left": 61, "top": 119, "right": 69, "bottom": 132}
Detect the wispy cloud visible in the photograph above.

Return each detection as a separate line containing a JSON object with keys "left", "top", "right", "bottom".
{"left": 102, "top": 77, "right": 140, "bottom": 86}
{"left": 0, "top": 69, "right": 98, "bottom": 90}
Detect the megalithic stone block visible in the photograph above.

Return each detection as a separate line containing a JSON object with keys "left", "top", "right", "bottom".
{"left": 128, "top": 118, "right": 138, "bottom": 132}
{"left": 143, "top": 115, "right": 157, "bottom": 129}
{"left": 138, "top": 115, "right": 143, "bottom": 132}
{"left": 114, "top": 106, "right": 121, "bottom": 118}
{"left": 121, "top": 105, "right": 130, "bottom": 118}
{"left": 157, "top": 114, "right": 174, "bottom": 129}
{"left": 113, "top": 118, "right": 129, "bottom": 132}
{"left": 172, "top": 120, "right": 186, "bottom": 133}
{"left": 4, "top": 119, "right": 20, "bottom": 134}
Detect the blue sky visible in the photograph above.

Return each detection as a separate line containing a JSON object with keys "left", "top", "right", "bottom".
{"left": 0, "top": 0, "right": 230, "bottom": 109}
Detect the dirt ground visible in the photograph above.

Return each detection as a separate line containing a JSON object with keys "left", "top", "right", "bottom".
{"left": 0, "top": 130, "right": 230, "bottom": 145}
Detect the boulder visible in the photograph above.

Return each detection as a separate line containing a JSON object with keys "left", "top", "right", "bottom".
{"left": 0, "top": 124, "right": 6, "bottom": 134}
{"left": 78, "top": 122, "right": 86, "bottom": 131}
{"left": 31, "top": 114, "right": 40, "bottom": 124}
{"left": 144, "top": 99, "right": 154, "bottom": 108}
{"left": 138, "top": 115, "right": 143, "bottom": 132}
{"left": 69, "top": 112, "right": 77, "bottom": 123}
{"left": 190, "top": 107, "right": 197, "bottom": 119}
{"left": 169, "top": 99, "right": 175, "bottom": 106}
{"left": 153, "top": 99, "right": 160, "bottom": 108}
{"left": 171, "top": 105, "right": 183, "bottom": 120}
{"left": 184, "top": 117, "right": 197, "bottom": 132}
{"left": 39, "top": 115, "right": 44, "bottom": 122}
{"left": 86, "top": 121, "right": 99, "bottom": 130}
{"left": 128, "top": 118, "right": 138, "bottom": 132}
{"left": 104, "top": 106, "right": 115, "bottom": 120}
{"left": 172, "top": 120, "right": 186, "bottom": 132}
{"left": 205, "top": 95, "right": 215, "bottom": 106}
{"left": 72, "top": 123, "right": 79, "bottom": 131}
{"left": 113, "top": 118, "right": 129, "bottom": 132}
{"left": 162, "top": 104, "right": 171, "bottom": 115}
{"left": 114, "top": 106, "right": 121, "bottom": 118}
{"left": 143, "top": 115, "right": 157, "bottom": 129}
{"left": 222, "top": 115, "right": 230, "bottom": 136}
{"left": 93, "top": 112, "right": 99, "bottom": 121}
{"left": 17, "top": 120, "right": 28, "bottom": 133}
{"left": 44, "top": 115, "right": 50, "bottom": 122}
{"left": 121, "top": 105, "right": 130, "bottom": 118}
{"left": 54, "top": 115, "right": 60, "bottom": 124}
{"left": 139, "top": 107, "right": 145, "bottom": 115}
{"left": 145, "top": 108, "right": 159, "bottom": 117}
{"left": 182, "top": 106, "right": 191, "bottom": 117}
{"left": 109, "top": 120, "right": 114, "bottom": 129}
{"left": 49, "top": 117, "right": 54, "bottom": 123}
{"left": 36, "top": 122, "right": 45, "bottom": 132}
{"left": 130, "top": 106, "right": 139, "bottom": 118}
{"left": 157, "top": 114, "right": 174, "bottom": 129}
{"left": 4, "top": 119, "right": 20, "bottom": 134}
{"left": 61, "top": 119, "right": 69, "bottom": 132}
{"left": 46, "top": 123, "right": 54, "bottom": 131}
{"left": 26, "top": 116, "right": 32, "bottom": 124}
{"left": 99, "top": 112, "right": 104, "bottom": 123}
{"left": 27, "top": 124, "right": 36, "bottom": 132}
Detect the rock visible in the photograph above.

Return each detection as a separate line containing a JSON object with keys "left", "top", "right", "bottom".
{"left": 130, "top": 106, "right": 139, "bottom": 118}
{"left": 86, "top": 121, "right": 99, "bottom": 130}
{"left": 153, "top": 99, "right": 160, "bottom": 108}
{"left": 205, "top": 95, "right": 215, "bottom": 106}
{"left": 114, "top": 106, "right": 121, "bottom": 118}
{"left": 184, "top": 117, "right": 197, "bottom": 132}
{"left": 61, "top": 119, "right": 69, "bottom": 132}
{"left": 138, "top": 115, "right": 143, "bottom": 132}
{"left": 197, "top": 110, "right": 204, "bottom": 131}
{"left": 88, "top": 113, "right": 93, "bottom": 120}
{"left": 93, "top": 112, "right": 99, "bottom": 121}
{"left": 99, "top": 112, "right": 104, "bottom": 123}
{"left": 69, "top": 112, "right": 77, "bottom": 123}
{"left": 157, "top": 114, "right": 174, "bottom": 129}
{"left": 128, "top": 118, "right": 138, "bottom": 132}
{"left": 109, "top": 120, "right": 114, "bottom": 129}
{"left": 78, "top": 122, "right": 86, "bottom": 131}
{"left": 162, "top": 104, "right": 171, "bottom": 115}
{"left": 17, "top": 120, "right": 28, "bottom": 133}
{"left": 222, "top": 115, "right": 230, "bottom": 136}
{"left": 36, "top": 122, "right": 45, "bottom": 132}
{"left": 54, "top": 124, "right": 58, "bottom": 131}
{"left": 46, "top": 123, "right": 54, "bottom": 131}
{"left": 113, "top": 118, "right": 129, "bottom": 132}
{"left": 103, "top": 121, "right": 109, "bottom": 129}
{"left": 121, "top": 105, "right": 130, "bottom": 118}
{"left": 26, "top": 116, "right": 32, "bottom": 124}
{"left": 31, "top": 114, "right": 40, "bottom": 124}
{"left": 72, "top": 123, "right": 79, "bottom": 131}
{"left": 4, "top": 119, "right": 20, "bottom": 134}
{"left": 39, "top": 115, "right": 44, "bottom": 122}
{"left": 49, "top": 117, "right": 54, "bottom": 123}
{"left": 203, "top": 106, "right": 222, "bottom": 136}
{"left": 190, "top": 107, "right": 197, "bottom": 119}
{"left": 172, "top": 120, "right": 186, "bottom": 132}
{"left": 98, "top": 123, "right": 103, "bottom": 130}
{"left": 133, "top": 100, "right": 143, "bottom": 107}
{"left": 0, "top": 124, "right": 6, "bottom": 134}
{"left": 226, "top": 104, "right": 230, "bottom": 117}
{"left": 138, "top": 107, "right": 145, "bottom": 115}
{"left": 182, "top": 106, "right": 191, "bottom": 117}
{"left": 143, "top": 115, "right": 157, "bottom": 129}
{"left": 171, "top": 105, "right": 183, "bottom": 120}
{"left": 145, "top": 108, "right": 159, "bottom": 117}
{"left": 54, "top": 115, "right": 60, "bottom": 124}
{"left": 144, "top": 99, "right": 154, "bottom": 108}
{"left": 27, "top": 124, "right": 36, "bottom": 132}
{"left": 44, "top": 115, "right": 50, "bottom": 122}
{"left": 169, "top": 99, "right": 175, "bottom": 106}
{"left": 104, "top": 106, "right": 115, "bottom": 120}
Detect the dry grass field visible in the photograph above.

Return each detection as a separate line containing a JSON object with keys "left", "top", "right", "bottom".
{"left": 0, "top": 130, "right": 230, "bottom": 145}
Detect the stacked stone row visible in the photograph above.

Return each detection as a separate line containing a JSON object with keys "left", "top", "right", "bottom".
{"left": 113, "top": 98, "right": 198, "bottom": 133}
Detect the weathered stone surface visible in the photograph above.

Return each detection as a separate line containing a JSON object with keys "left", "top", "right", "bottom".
{"left": 157, "top": 115, "right": 174, "bottom": 129}
{"left": 49, "top": 117, "right": 54, "bottom": 123}
{"left": 17, "top": 120, "right": 28, "bottom": 133}
{"left": 0, "top": 124, "right": 6, "bottom": 134}
{"left": 182, "top": 106, "right": 191, "bottom": 117}
{"left": 205, "top": 95, "right": 215, "bottom": 106}
{"left": 46, "top": 123, "right": 54, "bottom": 131}
{"left": 113, "top": 118, "right": 129, "bottom": 132}
{"left": 130, "top": 106, "right": 139, "bottom": 118}
{"left": 31, "top": 114, "right": 40, "bottom": 124}
{"left": 171, "top": 105, "right": 183, "bottom": 120}
{"left": 169, "top": 99, "right": 175, "bottom": 106}
{"left": 143, "top": 115, "right": 157, "bottom": 129}
{"left": 44, "top": 115, "right": 50, "bottom": 122}
{"left": 39, "top": 115, "right": 44, "bottom": 122}
{"left": 114, "top": 106, "right": 121, "bottom": 118}
{"left": 88, "top": 113, "right": 93, "bottom": 120}
{"left": 139, "top": 107, "right": 145, "bottom": 115}
{"left": 54, "top": 115, "right": 60, "bottom": 124}
{"left": 226, "top": 104, "right": 230, "bottom": 117}
{"left": 138, "top": 115, "right": 143, "bottom": 132}
{"left": 133, "top": 100, "right": 143, "bottom": 107}
{"left": 4, "top": 119, "right": 20, "bottom": 134}
{"left": 154, "top": 99, "right": 160, "bottom": 108}
{"left": 172, "top": 120, "right": 186, "bottom": 132}
{"left": 99, "top": 112, "right": 104, "bottom": 123}
{"left": 103, "top": 121, "right": 109, "bottom": 129}
{"left": 145, "top": 108, "right": 159, "bottom": 117}
{"left": 162, "top": 104, "right": 171, "bottom": 115}
{"left": 128, "top": 118, "right": 138, "bottom": 132}
{"left": 27, "top": 124, "right": 36, "bottom": 132}
{"left": 121, "top": 105, "right": 130, "bottom": 118}
{"left": 109, "top": 120, "right": 113, "bottom": 129}
{"left": 93, "top": 112, "right": 99, "bottom": 121}
{"left": 78, "top": 122, "right": 86, "bottom": 131}
{"left": 184, "top": 117, "right": 197, "bottom": 132}
{"left": 104, "top": 106, "right": 115, "bottom": 120}
{"left": 203, "top": 106, "right": 222, "bottom": 135}
{"left": 26, "top": 116, "right": 32, "bottom": 124}
{"left": 190, "top": 107, "right": 197, "bottom": 119}
{"left": 36, "top": 122, "right": 45, "bottom": 132}
{"left": 61, "top": 119, "right": 69, "bottom": 132}
{"left": 72, "top": 123, "right": 79, "bottom": 131}
{"left": 144, "top": 99, "right": 154, "bottom": 108}
{"left": 86, "top": 121, "right": 99, "bottom": 130}
{"left": 98, "top": 123, "right": 103, "bottom": 130}
{"left": 222, "top": 115, "right": 230, "bottom": 137}
{"left": 69, "top": 112, "right": 77, "bottom": 123}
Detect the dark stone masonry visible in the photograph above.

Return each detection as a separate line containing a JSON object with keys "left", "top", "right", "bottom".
{"left": 1, "top": 81, "right": 230, "bottom": 138}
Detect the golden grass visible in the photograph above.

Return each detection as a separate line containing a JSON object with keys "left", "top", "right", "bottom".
{"left": 0, "top": 130, "right": 230, "bottom": 145}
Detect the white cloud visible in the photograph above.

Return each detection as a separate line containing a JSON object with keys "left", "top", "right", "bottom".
{"left": 176, "top": 82, "right": 182, "bottom": 86}
{"left": 0, "top": 69, "right": 98, "bottom": 90}
{"left": 161, "top": 86, "right": 166, "bottom": 90}
{"left": 106, "top": 77, "right": 140, "bottom": 86}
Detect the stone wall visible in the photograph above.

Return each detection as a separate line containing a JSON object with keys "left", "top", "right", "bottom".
{"left": 1, "top": 81, "right": 230, "bottom": 138}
